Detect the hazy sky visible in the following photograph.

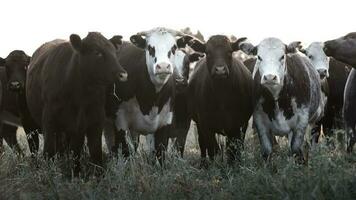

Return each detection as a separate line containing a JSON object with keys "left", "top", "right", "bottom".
{"left": 0, "top": 0, "right": 355, "bottom": 56}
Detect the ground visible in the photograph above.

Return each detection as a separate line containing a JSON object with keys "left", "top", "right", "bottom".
{"left": 1, "top": 123, "right": 356, "bottom": 200}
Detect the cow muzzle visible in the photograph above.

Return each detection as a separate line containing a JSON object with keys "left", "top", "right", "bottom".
{"left": 213, "top": 65, "right": 229, "bottom": 78}
{"left": 317, "top": 69, "right": 328, "bottom": 80}
{"left": 261, "top": 74, "right": 280, "bottom": 85}
{"left": 8, "top": 81, "right": 22, "bottom": 91}
{"left": 155, "top": 63, "right": 173, "bottom": 80}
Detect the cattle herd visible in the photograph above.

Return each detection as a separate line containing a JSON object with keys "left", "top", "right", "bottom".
{"left": 0, "top": 27, "right": 356, "bottom": 175}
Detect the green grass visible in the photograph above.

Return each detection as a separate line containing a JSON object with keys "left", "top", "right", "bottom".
{"left": 1, "top": 129, "right": 356, "bottom": 200}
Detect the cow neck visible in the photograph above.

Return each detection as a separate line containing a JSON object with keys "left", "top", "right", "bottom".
{"left": 135, "top": 63, "right": 174, "bottom": 115}
{"left": 64, "top": 54, "right": 105, "bottom": 103}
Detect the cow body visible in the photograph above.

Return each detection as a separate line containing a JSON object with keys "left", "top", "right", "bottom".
{"left": 298, "top": 43, "right": 350, "bottom": 145}
{"left": 110, "top": 28, "right": 192, "bottom": 161}
{"left": 26, "top": 33, "right": 127, "bottom": 174}
{"left": 0, "top": 51, "right": 36, "bottom": 154}
{"left": 187, "top": 35, "right": 254, "bottom": 164}
{"left": 324, "top": 32, "right": 356, "bottom": 152}
{"left": 240, "top": 38, "right": 323, "bottom": 162}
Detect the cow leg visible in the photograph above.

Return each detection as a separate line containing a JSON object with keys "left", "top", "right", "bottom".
{"left": 154, "top": 126, "right": 170, "bottom": 165}
{"left": 69, "top": 131, "right": 85, "bottom": 176}
{"left": 42, "top": 104, "right": 61, "bottom": 159}
{"left": 113, "top": 129, "right": 129, "bottom": 157}
{"left": 346, "top": 125, "right": 356, "bottom": 153}
{"left": 22, "top": 115, "right": 40, "bottom": 155}
{"left": 86, "top": 122, "right": 104, "bottom": 170}
{"left": 196, "top": 123, "right": 208, "bottom": 166}
{"left": 225, "top": 128, "right": 243, "bottom": 165}
{"left": 2, "top": 124, "right": 22, "bottom": 154}
{"left": 310, "top": 121, "right": 322, "bottom": 147}
{"left": 291, "top": 127, "right": 306, "bottom": 164}
{"left": 255, "top": 120, "right": 273, "bottom": 161}
{"left": 175, "top": 130, "right": 188, "bottom": 158}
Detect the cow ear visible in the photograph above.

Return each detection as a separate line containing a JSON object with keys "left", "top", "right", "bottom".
{"left": 231, "top": 37, "right": 247, "bottom": 52}
{"left": 110, "top": 35, "right": 123, "bottom": 49}
{"left": 70, "top": 34, "right": 82, "bottom": 52}
{"left": 188, "top": 39, "right": 206, "bottom": 53}
{"left": 26, "top": 56, "right": 31, "bottom": 65}
{"left": 0, "top": 57, "right": 5, "bottom": 66}
{"left": 130, "top": 35, "right": 146, "bottom": 49}
{"left": 286, "top": 41, "right": 302, "bottom": 53}
{"left": 188, "top": 52, "right": 204, "bottom": 63}
{"left": 177, "top": 35, "right": 193, "bottom": 48}
{"left": 239, "top": 42, "right": 257, "bottom": 56}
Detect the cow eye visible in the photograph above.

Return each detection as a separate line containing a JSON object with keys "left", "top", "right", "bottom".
{"left": 280, "top": 55, "right": 285, "bottom": 61}
{"left": 308, "top": 55, "right": 313, "bottom": 59}
{"left": 93, "top": 50, "right": 103, "bottom": 57}
{"left": 257, "top": 55, "right": 262, "bottom": 61}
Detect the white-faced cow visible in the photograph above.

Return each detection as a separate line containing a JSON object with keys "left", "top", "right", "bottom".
{"left": 110, "top": 28, "right": 193, "bottom": 162}
{"left": 324, "top": 32, "right": 356, "bottom": 152}
{"left": 26, "top": 32, "right": 127, "bottom": 175}
{"left": 187, "top": 35, "right": 254, "bottom": 165}
{"left": 299, "top": 42, "right": 350, "bottom": 145}
{"left": 240, "top": 38, "right": 324, "bottom": 163}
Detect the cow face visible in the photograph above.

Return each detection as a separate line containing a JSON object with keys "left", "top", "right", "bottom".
{"left": 70, "top": 32, "right": 128, "bottom": 84}
{"left": 0, "top": 50, "right": 30, "bottom": 92}
{"left": 130, "top": 28, "right": 192, "bottom": 92}
{"left": 324, "top": 32, "right": 356, "bottom": 67}
{"left": 187, "top": 35, "right": 245, "bottom": 79}
{"left": 240, "top": 38, "right": 300, "bottom": 98}
{"left": 300, "top": 42, "right": 330, "bottom": 79}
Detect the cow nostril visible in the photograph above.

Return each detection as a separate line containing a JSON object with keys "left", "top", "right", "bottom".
{"left": 272, "top": 75, "right": 277, "bottom": 80}
{"left": 118, "top": 72, "right": 128, "bottom": 82}
{"left": 166, "top": 64, "right": 171, "bottom": 69}
{"left": 157, "top": 65, "right": 161, "bottom": 69}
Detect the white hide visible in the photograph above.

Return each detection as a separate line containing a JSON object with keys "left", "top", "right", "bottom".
{"left": 115, "top": 97, "right": 173, "bottom": 137}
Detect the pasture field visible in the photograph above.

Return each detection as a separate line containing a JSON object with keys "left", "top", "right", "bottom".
{"left": 1, "top": 125, "right": 356, "bottom": 200}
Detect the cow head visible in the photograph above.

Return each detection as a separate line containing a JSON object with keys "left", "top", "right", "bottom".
{"left": 324, "top": 32, "right": 356, "bottom": 67}
{"left": 70, "top": 32, "right": 128, "bottom": 84}
{"left": 174, "top": 49, "right": 204, "bottom": 92}
{"left": 240, "top": 38, "right": 300, "bottom": 99}
{"left": 130, "top": 27, "right": 193, "bottom": 92}
{"left": 299, "top": 42, "right": 329, "bottom": 79}
{"left": 0, "top": 50, "right": 30, "bottom": 92}
{"left": 187, "top": 35, "right": 246, "bottom": 79}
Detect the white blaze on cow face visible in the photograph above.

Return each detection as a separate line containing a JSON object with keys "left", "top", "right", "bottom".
{"left": 144, "top": 30, "right": 177, "bottom": 92}
{"left": 304, "top": 42, "right": 330, "bottom": 79}
{"left": 255, "top": 38, "right": 287, "bottom": 99}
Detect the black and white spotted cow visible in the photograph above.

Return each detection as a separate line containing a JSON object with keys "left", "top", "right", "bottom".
{"left": 299, "top": 42, "right": 350, "bottom": 145}
{"left": 323, "top": 32, "right": 356, "bottom": 152}
{"left": 110, "top": 28, "right": 193, "bottom": 162}
{"left": 240, "top": 38, "right": 324, "bottom": 162}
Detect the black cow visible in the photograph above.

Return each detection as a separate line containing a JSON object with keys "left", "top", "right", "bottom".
{"left": 324, "top": 32, "right": 356, "bottom": 152}
{"left": 0, "top": 51, "right": 33, "bottom": 154}
{"left": 187, "top": 35, "right": 254, "bottom": 165}
{"left": 109, "top": 28, "right": 193, "bottom": 163}
{"left": 240, "top": 38, "right": 324, "bottom": 163}
{"left": 2, "top": 50, "right": 39, "bottom": 153}
{"left": 26, "top": 32, "right": 127, "bottom": 174}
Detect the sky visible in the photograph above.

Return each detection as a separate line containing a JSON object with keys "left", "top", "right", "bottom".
{"left": 0, "top": 0, "right": 355, "bottom": 56}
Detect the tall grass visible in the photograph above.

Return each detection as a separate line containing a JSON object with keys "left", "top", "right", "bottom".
{"left": 1, "top": 129, "right": 356, "bottom": 200}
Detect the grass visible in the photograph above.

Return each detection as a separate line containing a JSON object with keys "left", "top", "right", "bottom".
{"left": 1, "top": 127, "right": 356, "bottom": 200}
